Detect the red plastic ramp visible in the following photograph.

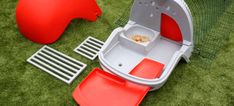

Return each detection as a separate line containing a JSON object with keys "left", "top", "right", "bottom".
{"left": 73, "top": 58, "right": 164, "bottom": 106}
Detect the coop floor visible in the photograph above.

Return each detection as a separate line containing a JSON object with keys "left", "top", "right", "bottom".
{"left": 1, "top": 0, "right": 234, "bottom": 106}
{"left": 104, "top": 38, "right": 181, "bottom": 73}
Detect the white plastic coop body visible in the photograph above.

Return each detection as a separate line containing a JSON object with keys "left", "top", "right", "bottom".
{"left": 99, "top": 0, "right": 193, "bottom": 90}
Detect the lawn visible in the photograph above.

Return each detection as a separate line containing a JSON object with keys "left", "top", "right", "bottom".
{"left": 0, "top": 0, "right": 234, "bottom": 106}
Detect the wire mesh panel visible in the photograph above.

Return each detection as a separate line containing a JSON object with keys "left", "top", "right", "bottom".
{"left": 114, "top": 0, "right": 133, "bottom": 27}
{"left": 114, "top": 0, "right": 234, "bottom": 68}
{"left": 186, "top": 0, "right": 233, "bottom": 68}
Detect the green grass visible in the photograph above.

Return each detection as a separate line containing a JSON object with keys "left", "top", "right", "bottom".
{"left": 0, "top": 0, "right": 234, "bottom": 105}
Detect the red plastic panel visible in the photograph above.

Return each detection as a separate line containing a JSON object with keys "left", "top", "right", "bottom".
{"left": 73, "top": 58, "right": 164, "bottom": 106}
{"left": 160, "top": 13, "right": 183, "bottom": 42}
{"left": 16, "top": 0, "right": 102, "bottom": 44}
{"left": 130, "top": 59, "right": 164, "bottom": 79}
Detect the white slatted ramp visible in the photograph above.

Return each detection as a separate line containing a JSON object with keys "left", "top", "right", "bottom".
{"left": 27, "top": 46, "right": 87, "bottom": 84}
{"left": 74, "top": 36, "right": 104, "bottom": 60}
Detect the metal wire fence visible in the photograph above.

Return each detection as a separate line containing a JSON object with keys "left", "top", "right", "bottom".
{"left": 115, "top": 0, "right": 234, "bottom": 68}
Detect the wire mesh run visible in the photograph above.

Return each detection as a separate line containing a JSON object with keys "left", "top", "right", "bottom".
{"left": 27, "top": 46, "right": 87, "bottom": 84}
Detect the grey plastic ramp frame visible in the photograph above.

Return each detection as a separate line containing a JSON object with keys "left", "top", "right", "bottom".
{"left": 27, "top": 46, "right": 87, "bottom": 84}
{"left": 74, "top": 36, "right": 104, "bottom": 60}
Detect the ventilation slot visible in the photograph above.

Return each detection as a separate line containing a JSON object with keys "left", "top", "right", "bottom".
{"left": 74, "top": 36, "right": 104, "bottom": 60}
{"left": 27, "top": 46, "right": 87, "bottom": 84}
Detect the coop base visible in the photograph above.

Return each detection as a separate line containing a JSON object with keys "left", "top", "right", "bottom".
{"left": 73, "top": 58, "right": 164, "bottom": 106}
